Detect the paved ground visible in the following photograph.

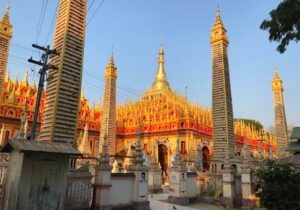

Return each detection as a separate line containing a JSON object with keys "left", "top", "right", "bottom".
{"left": 149, "top": 193, "right": 267, "bottom": 210}
{"left": 149, "top": 193, "right": 220, "bottom": 210}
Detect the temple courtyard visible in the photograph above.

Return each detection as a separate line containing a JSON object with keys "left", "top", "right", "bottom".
{"left": 149, "top": 193, "right": 266, "bottom": 210}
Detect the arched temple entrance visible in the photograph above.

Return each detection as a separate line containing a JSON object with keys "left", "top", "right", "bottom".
{"left": 158, "top": 144, "right": 168, "bottom": 175}
{"left": 202, "top": 146, "right": 210, "bottom": 171}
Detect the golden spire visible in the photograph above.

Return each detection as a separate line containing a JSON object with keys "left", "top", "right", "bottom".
{"left": 21, "top": 69, "right": 29, "bottom": 86}
{"left": 7, "top": 85, "right": 16, "bottom": 104}
{"left": 2, "top": 5, "right": 10, "bottom": 23}
{"left": 30, "top": 80, "right": 36, "bottom": 89}
{"left": 215, "top": 7, "right": 222, "bottom": 26}
{"left": 273, "top": 68, "right": 280, "bottom": 80}
{"left": 13, "top": 73, "right": 18, "bottom": 86}
{"left": 272, "top": 68, "right": 283, "bottom": 91}
{"left": 1, "top": 4, "right": 12, "bottom": 38}
{"left": 105, "top": 52, "right": 117, "bottom": 78}
{"left": 96, "top": 98, "right": 102, "bottom": 112}
{"left": 80, "top": 89, "right": 85, "bottom": 101}
{"left": 109, "top": 50, "right": 114, "bottom": 65}
{"left": 210, "top": 7, "right": 228, "bottom": 45}
{"left": 4, "top": 70, "right": 10, "bottom": 83}
{"left": 152, "top": 45, "right": 170, "bottom": 89}
{"left": 90, "top": 102, "right": 95, "bottom": 119}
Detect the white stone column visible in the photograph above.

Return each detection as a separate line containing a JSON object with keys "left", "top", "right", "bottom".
{"left": 93, "top": 133, "right": 112, "bottom": 210}
{"left": 168, "top": 137, "right": 189, "bottom": 205}
{"left": 128, "top": 127, "right": 150, "bottom": 210}
{"left": 241, "top": 145, "right": 256, "bottom": 209}
{"left": 148, "top": 144, "right": 162, "bottom": 193}
{"left": 221, "top": 157, "right": 236, "bottom": 208}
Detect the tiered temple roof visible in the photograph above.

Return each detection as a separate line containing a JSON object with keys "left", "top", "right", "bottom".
{"left": 0, "top": 47, "right": 277, "bottom": 155}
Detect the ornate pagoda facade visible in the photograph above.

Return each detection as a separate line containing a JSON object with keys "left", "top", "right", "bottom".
{"left": 0, "top": 8, "right": 277, "bottom": 170}
{"left": 0, "top": 48, "right": 277, "bottom": 169}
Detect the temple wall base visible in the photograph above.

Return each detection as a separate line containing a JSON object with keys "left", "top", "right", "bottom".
{"left": 167, "top": 196, "right": 189, "bottom": 206}
{"left": 132, "top": 201, "right": 150, "bottom": 210}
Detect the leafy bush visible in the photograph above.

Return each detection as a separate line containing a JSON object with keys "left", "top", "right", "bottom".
{"left": 256, "top": 160, "right": 300, "bottom": 210}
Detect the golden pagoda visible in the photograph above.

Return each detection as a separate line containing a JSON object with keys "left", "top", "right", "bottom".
{"left": 0, "top": 7, "right": 277, "bottom": 170}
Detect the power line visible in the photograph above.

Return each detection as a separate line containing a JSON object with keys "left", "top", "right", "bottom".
{"left": 44, "top": 0, "right": 59, "bottom": 45}
{"left": 35, "top": 0, "right": 47, "bottom": 44}
{"left": 36, "top": 0, "right": 49, "bottom": 44}
{"left": 8, "top": 54, "right": 30, "bottom": 63}
{"left": 81, "top": 79, "right": 131, "bottom": 102}
{"left": 83, "top": 69, "right": 142, "bottom": 95}
{"left": 7, "top": 59, "right": 142, "bottom": 100}
{"left": 87, "top": 0, "right": 96, "bottom": 12}
{"left": 11, "top": 42, "right": 39, "bottom": 54}
{"left": 5, "top": 58, "right": 140, "bottom": 100}
{"left": 82, "top": 70, "right": 142, "bottom": 98}
{"left": 81, "top": 73, "right": 134, "bottom": 101}
{"left": 32, "top": 0, "right": 49, "bottom": 80}
{"left": 87, "top": 0, "right": 105, "bottom": 26}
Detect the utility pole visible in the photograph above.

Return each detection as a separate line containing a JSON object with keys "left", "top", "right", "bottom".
{"left": 28, "top": 44, "right": 59, "bottom": 140}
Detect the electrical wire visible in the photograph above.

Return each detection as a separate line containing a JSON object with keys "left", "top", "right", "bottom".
{"left": 5, "top": 57, "right": 140, "bottom": 102}
{"left": 36, "top": 0, "right": 49, "bottom": 44}
{"left": 44, "top": 0, "right": 59, "bottom": 45}
{"left": 87, "top": 0, "right": 96, "bottom": 13}
{"left": 87, "top": 0, "right": 105, "bottom": 26}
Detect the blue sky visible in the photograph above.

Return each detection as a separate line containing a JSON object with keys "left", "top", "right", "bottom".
{"left": 1, "top": 0, "right": 299, "bottom": 129}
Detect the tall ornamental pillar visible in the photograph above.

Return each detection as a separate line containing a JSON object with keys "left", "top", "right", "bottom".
{"left": 148, "top": 144, "right": 163, "bottom": 193}
{"left": 168, "top": 137, "right": 189, "bottom": 205}
{"left": 221, "top": 156, "right": 236, "bottom": 208}
{"left": 93, "top": 133, "right": 112, "bottom": 210}
{"left": 127, "top": 128, "right": 150, "bottom": 210}
{"left": 241, "top": 144, "right": 256, "bottom": 209}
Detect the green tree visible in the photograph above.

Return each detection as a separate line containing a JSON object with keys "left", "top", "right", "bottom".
{"left": 260, "top": 0, "right": 300, "bottom": 53}
{"left": 256, "top": 160, "right": 300, "bottom": 210}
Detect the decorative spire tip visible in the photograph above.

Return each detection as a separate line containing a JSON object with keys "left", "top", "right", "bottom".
{"left": 216, "top": 6, "right": 220, "bottom": 17}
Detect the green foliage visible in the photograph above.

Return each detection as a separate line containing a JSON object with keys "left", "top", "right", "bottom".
{"left": 256, "top": 160, "right": 300, "bottom": 210}
{"left": 235, "top": 118, "right": 264, "bottom": 131}
{"left": 260, "top": 0, "right": 300, "bottom": 53}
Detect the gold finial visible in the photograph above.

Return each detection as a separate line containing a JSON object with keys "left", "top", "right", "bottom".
{"left": 80, "top": 89, "right": 85, "bottom": 100}
{"left": 109, "top": 48, "right": 114, "bottom": 64}
{"left": 210, "top": 7, "right": 228, "bottom": 45}
{"left": 31, "top": 80, "right": 36, "bottom": 89}
{"left": 105, "top": 52, "right": 117, "bottom": 78}
{"left": 2, "top": 4, "right": 10, "bottom": 22}
{"left": 216, "top": 6, "right": 220, "bottom": 18}
{"left": 272, "top": 67, "right": 283, "bottom": 91}
{"left": 214, "top": 6, "right": 223, "bottom": 26}
{"left": 273, "top": 67, "right": 279, "bottom": 79}
{"left": 4, "top": 70, "right": 10, "bottom": 83}
{"left": 21, "top": 69, "right": 29, "bottom": 86}
{"left": 152, "top": 45, "right": 170, "bottom": 89}
{"left": 13, "top": 73, "right": 18, "bottom": 85}
{"left": 5, "top": 4, "right": 9, "bottom": 16}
